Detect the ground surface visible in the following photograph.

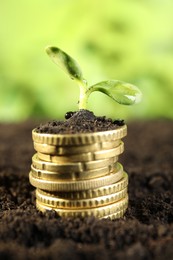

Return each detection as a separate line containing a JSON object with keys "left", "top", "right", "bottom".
{"left": 0, "top": 120, "right": 173, "bottom": 260}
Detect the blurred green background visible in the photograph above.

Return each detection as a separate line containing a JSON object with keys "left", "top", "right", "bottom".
{"left": 0, "top": 0, "right": 173, "bottom": 122}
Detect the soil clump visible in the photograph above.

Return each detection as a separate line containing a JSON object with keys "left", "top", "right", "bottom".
{"left": 36, "top": 110, "right": 124, "bottom": 134}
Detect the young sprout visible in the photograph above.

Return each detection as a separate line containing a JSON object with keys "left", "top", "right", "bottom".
{"left": 46, "top": 46, "right": 142, "bottom": 110}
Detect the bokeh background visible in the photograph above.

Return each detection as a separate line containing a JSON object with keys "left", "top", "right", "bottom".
{"left": 0, "top": 0, "right": 173, "bottom": 122}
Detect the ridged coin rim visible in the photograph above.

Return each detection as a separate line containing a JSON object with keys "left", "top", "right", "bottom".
{"left": 29, "top": 163, "right": 124, "bottom": 191}
{"left": 44, "top": 172, "right": 128, "bottom": 199}
{"left": 33, "top": 140, "right": 120, "bottom": 155}
{"left": 36, "top": 195, "right": 128, "bottom": 218}
{"left": 102, "top": 207, "right": 127, "bottom": 220}
{"left": 36, "top": 187, "right": 127, "bottom": 209}
{"left": 32, "top": 153, "right": 118, "bottom": 172}
{"left": 37, "top": 142, "right": 124, "bottom": 163}
{"left": 32, "top": 125, "right": 127, "bottom": 146}
{"left": 31, "top": 162, "right": 117, "bottom": 181}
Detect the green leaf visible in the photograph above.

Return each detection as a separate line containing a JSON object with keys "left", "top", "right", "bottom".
{"left": 89, "top": 80, "right": 142, "bottom": 105}
{"left": 45, "top": 46, "right": 85, "bottom": 83}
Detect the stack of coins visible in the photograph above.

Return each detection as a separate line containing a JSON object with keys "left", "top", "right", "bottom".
{"left": 29, "top": 125, "right": 128, "bottom": 219}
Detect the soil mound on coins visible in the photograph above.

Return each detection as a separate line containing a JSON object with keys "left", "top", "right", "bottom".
{"left": 36, "top": 109, "right": 124, "bottom": 134}
{"left": 0, "top": 120, "right": 173, "bottom": 259}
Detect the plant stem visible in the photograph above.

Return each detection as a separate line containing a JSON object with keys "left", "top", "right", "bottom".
{"left": 78, "top": 84, "right": 97, "bottom": 109}
{"left": 78, "top": 85, "right": 88, "bottom": 109}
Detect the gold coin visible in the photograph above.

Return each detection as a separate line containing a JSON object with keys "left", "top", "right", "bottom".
{"left": 82, "top": 156, "right": 118, "bottom": 171}
{"left": 41, "top": 172, "right": 128, "bottom": 199}
{"left": 29, "top": 163, "right": 124, "bottom": 191}
{"left": 94, "top": 142, "right": 124, "bottom": 160}
{"left": 31, "top": 162, "right": 117, "bottom": 181}
{"left": 32, "top": 154, "right": 82, "bottom": 172}
{"left": 32, "top": 125, "right": 127, "bottom": 146}
{"left": 32, "top": 154, "right": 118, "bottom": 173}
{"left": 102, "top": 208, "right": 127, "bottom": 220}
{"left": 36, "top": 187, "right": 127, "bottom": 209}
{"left": 37, "top": 142, "right": 124, "bottom": 163}
{"left": 33, "top": 140, "right": 120, "bottom": 155}
{"left": 36, "top": 195, "right": 128, "bottom": 218}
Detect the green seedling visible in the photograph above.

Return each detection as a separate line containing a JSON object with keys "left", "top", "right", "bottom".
{"left": 46, "top": 46, "right": 142, "bottom": 110}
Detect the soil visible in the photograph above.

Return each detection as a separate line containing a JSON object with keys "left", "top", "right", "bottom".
{"left": 36, "top": 110, "right": 124, "bottom": 134}
{"left": 0, "top": 119, "right": 173, "bottom": 260}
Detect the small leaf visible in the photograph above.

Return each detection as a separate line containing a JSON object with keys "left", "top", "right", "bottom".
{"left": 89, "top": 80, "right": 142, "bottom": 105}
{"left": 45, "top": 46, "right": 85, "bottom": 83}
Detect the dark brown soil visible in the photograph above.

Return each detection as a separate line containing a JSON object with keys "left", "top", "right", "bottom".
{"left": 36, "top": 110, "right": 124, "bottom": 134}
{"left": 0, "top": 119, "right": 173, "bottom": 260}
